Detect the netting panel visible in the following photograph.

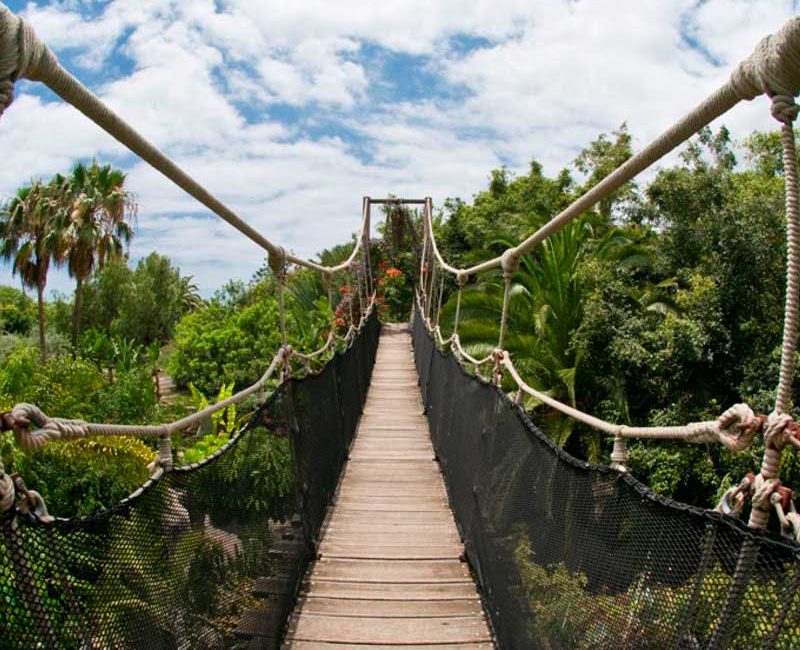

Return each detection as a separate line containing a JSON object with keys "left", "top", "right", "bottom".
{"left": 412, "top": 309, "right": 800, "bottom": 650}
{"left": 0, "top": 310, "right": 379, "bottom": 650}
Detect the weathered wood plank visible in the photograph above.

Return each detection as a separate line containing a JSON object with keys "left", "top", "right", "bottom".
{"left": 285, "top": 613, "right": 491, "bottom": 644}
{"left": 318, "top": 542, "right": 463, "bottom": 560}
{"left": 311, "top": 559, "right": 471, "bottom": 584}
{"left": 302, "top": 580, "right": 481, "bottom": 601}
{"left": 284, "top": 641, "right": 494, "bottom": 650}
{"left": 295, "top": 597, "right": 482, "bottom": 618}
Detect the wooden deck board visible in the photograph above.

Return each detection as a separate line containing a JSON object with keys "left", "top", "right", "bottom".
{"left": 295, "top": 597, "right": 482, "bottom": 618}
{"left": 286, "top": 613, "right": 491, "bottom": 644}
{"left": 286, "top": 643, "right": 494, "bottom": 650}
{"left": 284, "top": 325, "right": 493, "bottom": 648}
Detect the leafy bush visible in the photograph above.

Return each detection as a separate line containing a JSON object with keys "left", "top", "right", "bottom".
{"left": 0, "top": 342, "right": 157, "bottom": 423}
{"left": 167, "top": 297, "right": 282, "bottom": 395}
{"left": 1, "top": 432, "right": 155, "bottom": 517}
{"left": 0, "top": 286, "right": 36, "bottom": 336}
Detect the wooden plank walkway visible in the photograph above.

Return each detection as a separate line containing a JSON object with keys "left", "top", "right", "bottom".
{"left": 283, "top": 324, "right": 493, "bottom": 648}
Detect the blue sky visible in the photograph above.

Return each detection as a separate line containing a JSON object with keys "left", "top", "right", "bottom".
{"left": 0, "top": 0, "right": 797, "bottom": 296}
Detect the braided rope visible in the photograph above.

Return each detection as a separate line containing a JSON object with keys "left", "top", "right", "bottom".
{"left": 419, "top": 18, "right": 800, "bottom": 279}
{"left": 774, "top": 96, "right": 800, "bottom": 414}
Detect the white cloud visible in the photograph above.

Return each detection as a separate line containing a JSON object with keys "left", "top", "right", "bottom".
{"left": 0, "top": 0, "right": 797, "bottom": 296}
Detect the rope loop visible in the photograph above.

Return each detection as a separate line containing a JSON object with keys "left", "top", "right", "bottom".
{"left": 2, "top": 403, "right": 90, "bottom": 451}
{"left": 713, "top": 403, "right": 765, "bottom": 450}
{"left": 0, "top": 5, "right": 57, "bottom": 116}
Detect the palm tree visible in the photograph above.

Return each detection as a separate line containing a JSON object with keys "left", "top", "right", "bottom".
{"left": 0, "top": 180, "right": 62, "bottom": 360}
{"left": 58, "top": 162, "right": 136, "bottom": 349}
{"left": 441, "top": 216, "right": 653, "bottom": 454}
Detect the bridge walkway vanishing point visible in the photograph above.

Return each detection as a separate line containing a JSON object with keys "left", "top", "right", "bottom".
{"left": 283, "top": 324, "right": 494, "bottom": 648}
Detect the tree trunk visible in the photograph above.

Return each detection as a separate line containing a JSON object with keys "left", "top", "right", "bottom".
{"left": 71, "top": 276, "right": 84, "bottom": 353}
{"left": 36, "top": 281, "right": 47, "bottom": 362}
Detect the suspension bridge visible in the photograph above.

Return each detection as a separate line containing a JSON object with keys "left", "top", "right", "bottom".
{"left": 1, "top": 4, "right": 800, "bottom": 648}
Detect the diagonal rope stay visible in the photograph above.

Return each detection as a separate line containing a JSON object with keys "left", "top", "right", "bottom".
{"left": 0, "top": 3, "right": 367, "bottom": 276}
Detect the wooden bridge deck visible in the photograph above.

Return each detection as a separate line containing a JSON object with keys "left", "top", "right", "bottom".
{"left": 283, "top": 325, "right": 493, "bottom": 649}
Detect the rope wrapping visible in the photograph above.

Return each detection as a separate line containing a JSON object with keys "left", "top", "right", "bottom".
{"left": 0, "top": 5, "right": 56, "bottom": 115}
{"left": 730, "top": 18, "right": 800, "bottom": 100}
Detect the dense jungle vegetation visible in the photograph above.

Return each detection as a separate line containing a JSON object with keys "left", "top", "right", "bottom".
{"left": 0, "top": 124, "right": 798, "bottom": 520}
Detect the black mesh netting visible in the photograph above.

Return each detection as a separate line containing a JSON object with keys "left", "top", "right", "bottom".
{"left": 413, "top": 309, "right": 800, "bottom": 650}
{"left": 0, "top": 310, "right": 379, "bottom": 650}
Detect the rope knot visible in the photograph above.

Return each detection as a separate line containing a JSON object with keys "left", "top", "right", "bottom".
{"left": 730, "top": 16, "right": 800, "bottom": 101}
{"left": 4, "top": 403, "right": 89, "bottom": 451}
{"left": 770, "top": 94, "right": 800, "bottom": 124}
{"left": 0, "top": 5, "right": 57, "bottom": 116}
{"left": 715, "top": 403, "right": 763, "bottom": 450}
{"left": 500, "top": 250, "right": 519, "bottom": 277}
{"left": 267, "top": 246, "right": 286, "bottom": 281}
{"left": 764, "top": 411, "right": 794, "bottom": 454}
{"left": 752, "top": 475, "right": 781, "bottom": 518}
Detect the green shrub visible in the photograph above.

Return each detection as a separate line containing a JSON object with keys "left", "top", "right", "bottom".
{"left": 2, "top": 432, "right": 155, "bottom": 517}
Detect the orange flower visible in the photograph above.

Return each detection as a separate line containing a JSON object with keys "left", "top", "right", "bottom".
{"left": 335, "top": 317, "right": 346, "bottom": 327}
{"left": 340, "top": 284, "right": 349, "bottom": 294}
{"left": 386, "top": 267, "right": 403, "bottom": 278}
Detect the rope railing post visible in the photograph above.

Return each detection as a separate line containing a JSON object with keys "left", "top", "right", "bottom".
{"left": 774, "top": 95, "right": 800, "bottom": 415}
{"left": 453, "top": 272, "right": 466, "bottom": 338}
{"left": 157, "top": 429, "right": 172, "bottom": 471}
{"left": 497, "top": 250, "right": 519, "bottom": 350}
{"left": 268, "top": 247, "right": 288, "bottom": 346}
{"left": 354, "top": 259, "right": 366, "bottom": 322}
{"left": 435, "top": 272, "right": 445, "bottom": 329}
{"left": 362, "top": 197, "right": 372, "bottom": 296}
{"left": 346, "top": 267, "right": 355, "bottom": 328}
{"left": 708, "top": 92, "right": 800, "bottom": 650}
{"left": 426, "top": 262, "right": 438, "bottom": 324}
{"left": 419, "top": 225, "right": 429, "bottom": 296}
{"left": 609, "top": 432, "right": 629, "bottom": 472}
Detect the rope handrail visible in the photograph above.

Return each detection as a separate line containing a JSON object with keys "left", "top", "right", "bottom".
{"left": 0, "top": 3, "right": 372, "bottom": 276}
{"left": 3, "top": 293, "right": 377, "bottom": 451}
{"left": 417, "top": 291, "right": 772, "bottom": 450}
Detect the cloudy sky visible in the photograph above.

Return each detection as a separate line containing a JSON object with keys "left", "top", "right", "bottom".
{"left": 0, "top": 0, "right": 797, "bottom": 296}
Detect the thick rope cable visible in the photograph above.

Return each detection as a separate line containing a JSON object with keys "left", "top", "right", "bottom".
{"left": 0, "top": 4, "right": 371, "bottom": 275}
{"left": 7, "top": 349, "right": 287, "bottom": 449}
{"left": 418, "top": 17, "right": 800, "bottom": 279}
{"left": 774, "top": 96, "right": 800, "bottom": 415}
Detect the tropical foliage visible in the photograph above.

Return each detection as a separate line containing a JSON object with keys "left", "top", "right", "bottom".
{"left": 435, "top": 125, "right": 800, "bottom": 505}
